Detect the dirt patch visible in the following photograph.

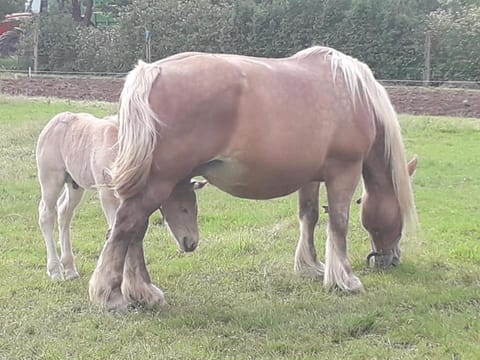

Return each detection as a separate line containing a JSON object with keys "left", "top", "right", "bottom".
{"left": 1, "top": 77, "right": 479, "bottom": 118}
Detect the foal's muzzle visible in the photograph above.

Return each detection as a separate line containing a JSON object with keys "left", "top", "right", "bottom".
{"left": 181, "top": 237, "right": 198, "bottom": 252}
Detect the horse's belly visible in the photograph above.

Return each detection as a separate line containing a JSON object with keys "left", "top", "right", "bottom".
{"left": 198, "top": 157, "right": 315, "bottom": 199}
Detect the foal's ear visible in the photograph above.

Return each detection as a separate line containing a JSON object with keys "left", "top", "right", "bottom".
{"left": 407, "top": 155, "right": 418, "bottom": 177}
{"left": 191, "top": 179, "right": 208, "bottom": 191}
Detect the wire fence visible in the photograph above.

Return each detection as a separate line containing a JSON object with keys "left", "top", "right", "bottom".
{"left": 0, "top": 68, "right": 479, "bottom": 89}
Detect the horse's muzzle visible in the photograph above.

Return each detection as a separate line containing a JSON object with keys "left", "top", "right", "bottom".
{"left": 366, "top": 251, "right": 399, "bottom": 269}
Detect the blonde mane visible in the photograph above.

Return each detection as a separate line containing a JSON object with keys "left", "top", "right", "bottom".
{"left": 297, "top": 46, "right": 417, "bottom": 234}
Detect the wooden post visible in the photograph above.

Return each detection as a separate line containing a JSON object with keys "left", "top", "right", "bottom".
{"left": 423, "top": 31, "right": 431, "bottom": 86}
{"left": 145, "top": 30, "right": 152, "bottom": 63}
{"left": 33, "top": 16, "right": 39, "bottom": 73}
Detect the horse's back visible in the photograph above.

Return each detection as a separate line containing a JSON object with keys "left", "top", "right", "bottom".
{"left": 147, "top": 49, "right": 376, "bottom": 198}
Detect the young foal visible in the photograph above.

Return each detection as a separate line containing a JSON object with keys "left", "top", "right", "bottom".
{"left": 36, "top": 112, "right": 205, "bottom": 280}
{"left": 89, "top": 47, "right": 418, "bottom": 310}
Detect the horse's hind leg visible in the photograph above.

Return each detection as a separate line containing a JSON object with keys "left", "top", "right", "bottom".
{"left": 324, "top": 161, "right": 364, "bottom": 292}
{"left": 294, "top": 181, "right": 325, "bottom": 277}
{"left": 57, "top": 183, "right": 85, "bottom": 279}
{"left": 38, "top": 171, "right": 64, "bottom": 280}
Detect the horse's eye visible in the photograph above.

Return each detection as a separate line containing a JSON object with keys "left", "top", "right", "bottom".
{"left": 181, "top": 208, "right": 188, "bottom": 213}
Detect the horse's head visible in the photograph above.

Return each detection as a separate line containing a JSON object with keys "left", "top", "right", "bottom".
{"left": 161, "top": 179, "right": 207, "bottom": 252}
{"left": 361, "top": 156, "right": 417, "bottom": 269}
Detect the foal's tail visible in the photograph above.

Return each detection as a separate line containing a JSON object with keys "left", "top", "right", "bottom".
{"left": 325, "top": 48, "right": 417, "bottom": 234}
{"left": 111, "top": 60, "right": 162, "bottom": 199}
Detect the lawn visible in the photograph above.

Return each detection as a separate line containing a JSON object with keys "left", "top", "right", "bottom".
{"left": 0, "top": 95, "right": 479, "bottom": 359}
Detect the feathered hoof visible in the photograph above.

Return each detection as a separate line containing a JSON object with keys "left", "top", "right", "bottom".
{"left": 89, "top": 272, "right": 129, "bottom": 311}
{"left": 294, "top": 260, "right": 325, "bottom": 278}
{"left": 324, "top": 270, "right": 364, "bottom": 293}
{"left": 121, "top": 280, "right": 167, "bottom": 308}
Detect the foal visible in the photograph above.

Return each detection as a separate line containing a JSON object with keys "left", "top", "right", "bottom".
{"left": 36, "top": 112, "right": 205, "bottom": 280}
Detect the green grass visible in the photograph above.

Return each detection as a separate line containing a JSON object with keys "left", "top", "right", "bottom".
{"left": 0, "top": 95, "right": 479, "bottom": 359}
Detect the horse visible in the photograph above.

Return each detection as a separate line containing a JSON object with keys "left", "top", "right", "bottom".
{"left": 36, "top": 112, "right": 206, "bottom": 281}
{"left": 88, "top": 46, "right": 418, "bottom": 310}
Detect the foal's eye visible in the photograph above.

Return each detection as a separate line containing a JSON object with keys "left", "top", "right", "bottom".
{"left": 181, "top": 208, "right": 188, "bottom": 213}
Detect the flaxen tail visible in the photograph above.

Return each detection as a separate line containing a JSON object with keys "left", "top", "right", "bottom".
{"left": 111, "top": 60, "right": 162, "bottom": 200}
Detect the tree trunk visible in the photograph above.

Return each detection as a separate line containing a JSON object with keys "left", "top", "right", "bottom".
{"left": 71, "top": 0, "right": 94, "bottom": 26}
{"left": 71, "top": 0, "right": 82, "bottom": 22}
{"left": 82, "top": 0, "right": 93, "bottom": 26}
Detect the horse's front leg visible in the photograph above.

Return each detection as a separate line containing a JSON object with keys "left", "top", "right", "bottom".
{"left": 294, "top": 181, "right": 325, "bottom": 277}
{"left": 89, "top": 197, "right": 149, "bottom": 310}
{"left": 324, "top": 161, "right": 363, "bottom": 292}
{"left": 121, "top": 240, "right": 166, "bottom": 307}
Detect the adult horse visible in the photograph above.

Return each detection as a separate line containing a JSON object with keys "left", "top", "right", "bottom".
{"left": 89, "top": 47, "right": 417, "bottom": 310}
{"left": 36, "top": 112, "right": 206, "bottom": 281}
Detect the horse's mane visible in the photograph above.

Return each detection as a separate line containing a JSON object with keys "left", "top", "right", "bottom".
{"left": 296, "top": 46, "right": 418, "bottom": 234}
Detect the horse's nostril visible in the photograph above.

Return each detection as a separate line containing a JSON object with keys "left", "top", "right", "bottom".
{"left": 183, "top": 237, "right": 197, "bottom": 252}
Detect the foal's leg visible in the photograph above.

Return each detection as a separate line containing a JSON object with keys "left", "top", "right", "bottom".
{"left": 324, "top": 162, "right": 363, "bottom": 292}
{"left": 89, "top": 184, "right": 169, "bottom": 310}
{"left": 57, "top": 183, "right": 85, "bottom": 279}
{"left": 294, "top": 181, "right": 325, "bottom": 277}
{"left": 38, "top": 172, "right": 64, "bottom": 280}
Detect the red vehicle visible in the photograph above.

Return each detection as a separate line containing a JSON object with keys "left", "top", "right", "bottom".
{"left": 0, "top": 12, "right": 32, "bottom": 56}
{"left": 0, "top": 12, "right": 32, "bottom": 36}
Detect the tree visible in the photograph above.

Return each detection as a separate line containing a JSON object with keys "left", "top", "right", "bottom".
{"left": 71, "top": 0, "right": 94, "bottom": 25}
{"left": 0, "top": 0, "right": 25, "bottom": 19}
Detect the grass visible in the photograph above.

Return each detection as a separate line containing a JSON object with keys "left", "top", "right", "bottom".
{"left": 0, "top": 95, "right": 479, "bottom": 359}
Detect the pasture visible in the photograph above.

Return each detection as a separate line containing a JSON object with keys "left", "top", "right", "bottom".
{"left": 0, "top": 95, "right": 479, "bottom": 359}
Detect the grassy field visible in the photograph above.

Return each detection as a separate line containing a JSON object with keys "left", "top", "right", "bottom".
{"left": 0, "top": 95, "right": 479, "bottom": 359}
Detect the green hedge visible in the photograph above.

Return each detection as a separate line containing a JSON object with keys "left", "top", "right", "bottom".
{"left": 15, "top": 0, "right": 480, "bottom": 81}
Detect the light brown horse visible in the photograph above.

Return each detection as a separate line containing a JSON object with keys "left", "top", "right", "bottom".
{"left": 36, "top": 112, "right": 206, "bottom": 280}
{"left": 89, "top": 47, "right": 418, "bottom": 310}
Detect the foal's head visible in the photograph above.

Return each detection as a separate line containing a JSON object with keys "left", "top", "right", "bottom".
{"left": 161, "top": 179, "right": 207, "bottom": 252}
{"left": 361, "top": 157, "right": 417, "bottom": 268}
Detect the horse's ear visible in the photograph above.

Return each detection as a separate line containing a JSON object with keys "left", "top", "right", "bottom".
{"left": 191, "top": 179, "right": 208, "bottom": 191}
{"left": 407, "top": 155, "right": 418, "bottom": 177}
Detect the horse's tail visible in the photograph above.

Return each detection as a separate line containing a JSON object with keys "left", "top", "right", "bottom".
{"left": 111, "top": 60, "right": 162, "bottom": 200}
{"left": 325, "top": 48, "right": 417, "bottom": 234}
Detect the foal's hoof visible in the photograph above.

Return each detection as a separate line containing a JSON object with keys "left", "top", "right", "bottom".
{"left": 48, "top": 266, "right": 64, "bottom": 281}
{"left": 64, "top": 269, "right": 80, "bottom": 280}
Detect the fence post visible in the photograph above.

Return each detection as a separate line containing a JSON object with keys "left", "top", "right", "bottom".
{"left": 423, "top": 31, "right": 431, "bottom": 86}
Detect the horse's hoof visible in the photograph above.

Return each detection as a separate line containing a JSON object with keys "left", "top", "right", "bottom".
{"left": 294, "top": 261, "right": 325, "bottom": 278}
{"left": 121, "top": 281, "right": 166, "bottom": 308}
{"left": 64, "top": 269, "right": 80, "bottom": 280}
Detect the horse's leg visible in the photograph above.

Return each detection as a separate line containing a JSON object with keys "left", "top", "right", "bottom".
{"left": 324, "top": 161, "right": 363, "bottom": 292}
{"left": 121, "top": 237, "right": 166, "bottom": 307}
{"left": 38, "top": 172, "right": 64, "bottom": 280}
{"left": 57, "top": 183, "right": 84, "bottom": 279}
{"left": 98, "top": 189, "right": 120, "bottom": 236}
{"left": 294, "top": 181, "right": 325, "bottom": 277}
{"left": 89, "top": 183, "right": 170, "bottom": 310}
